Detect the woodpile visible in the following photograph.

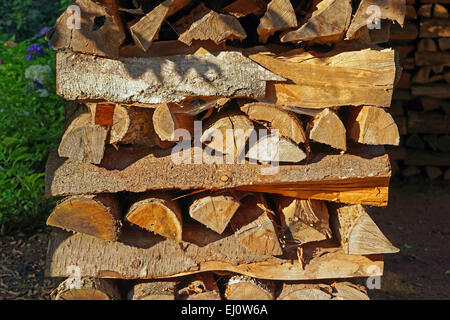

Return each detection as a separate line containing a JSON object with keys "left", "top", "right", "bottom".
{"left": 388, "top": 0, "right": 450, "bottom": 180}
{"left": 44, "top": 0, "right": 405, "bottom": 300}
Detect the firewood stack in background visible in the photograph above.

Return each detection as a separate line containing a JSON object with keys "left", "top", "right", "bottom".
{"left": 43, "top": 0, "right": 406, "bottom": 300}
{"left": 388, "top": 0, "right": 450, "bottom": 180}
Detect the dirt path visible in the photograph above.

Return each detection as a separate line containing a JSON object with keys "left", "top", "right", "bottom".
{"left": 0, "top": 180, "right": 449, "bottom": 300}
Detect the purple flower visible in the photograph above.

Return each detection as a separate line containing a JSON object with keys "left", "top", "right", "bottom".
{"left": 39, "top": 27, "right": 51, "bottom": 37}
{"left": 33, "top": 80, "right": 44, "bottom": 89}
{"left": 26, "top": 44, "right": 44, "bottom": 54}
{"left": 26, "top": 54, "right": 34, "bottom": 61}
{"left": 0, "top": 59, "right": 3, "bottom": 65}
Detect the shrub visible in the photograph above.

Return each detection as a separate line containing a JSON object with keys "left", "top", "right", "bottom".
{"left": 0, "top": 35, "right": 65, "bottom": 234}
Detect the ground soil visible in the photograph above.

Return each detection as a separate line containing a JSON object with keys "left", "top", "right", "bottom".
{"left": 0, "top": 179, "right": 449, "bottom": 300}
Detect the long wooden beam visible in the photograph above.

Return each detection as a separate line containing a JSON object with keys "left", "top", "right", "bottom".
{"left": 46, "top": 145, "right": 391, "bottom": 206}
{"left": 45, "top": 227, "right": 383, "bottom": 281}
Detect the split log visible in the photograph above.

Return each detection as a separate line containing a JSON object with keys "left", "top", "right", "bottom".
{"left": 331, "top": 282, "right": 370, "bottom": 300}
{"left": 418, "top": 39, "right": 438, "bottom": 52}
{"left": 45, "top": 228, "right": 384, "bottom": 280}
{"left": 51, "top": 278, "right": 120, "bottom": 300}
{"left": 88, "top": 103, "right": 158, "bottom": 146}
{"left": 347, "top": 106, "right": 400, "bottom": 146}
{"left": 277, "top": 283, "right": 332, "bottom": 300}
{"left": 47, "top": 194, "right": 122, "bottom": 241}
{"left": 415, "top": 52, "right": 450, "bottom": 66}
{"left": 246, "top": 134, "right": 307, "bottom": 163}
{"left": 412, "top": 85, "right": 450, "bottom": 99}
{"left": 257, "top": 0, "right": 297, "bottom": 43}
{"left": 58, "top": 113, "right": 108, "bottom": 164}
{"left": 418, "top": 4, "right": 433, "bottom": 18}
{"left": 130, "top": 0, "right": 191, "bottom": 52}
{"left": 230, "top": 194, "right": 283, "bottom": 256}
{"left": 188, "top": 193, "right": 241, "bottom": 234}
{"left": 56, "top": 50, "right": 285, "bottom": 104}
{"left": 222, "top": 0, "right": 267, "bottom": 18}
{"left": 125, "top": 192, "right": 183, "bottom": 242}
{"left": 201, "top": 109, "right": 255, "bottom": 159}
{"left": 240, "top": 102, "right": 306, "bottom": 144}
{"left": 412, "top": 67, "right": 444, "bottom": 84}
{"left": 425, "top": 166, "right": 443, "bottom": 180}
{"left": 247, "top": 43, "right": 398, "bottom": 109}
{"left": 439, "top": 38, "right": 450, "bottom": 51}
{"left": 47, "top": 0, "right": 125, "bottom": 58}
{"left": 282, "top": 0, "right": 352, "bottom": 44}
{"left": 127, "top": 280, "right": 178, "bottom": 300}
{"left": 152, "top": 103, "right": 195, "bottom": 142}
{"left": 45, "top": 145, "right": 392, "bottom": 206}
{"left": 330, "top": 204, "right": 399, "bottom": 255}
{"left": 64, "top": 102, "right": 88, "bottom": 130}
{"left": 308, "top": 109, "right": 347, "bottom": 151}
{"left": 179, "top": 11, "right": 247, "bottom": 45}
{"left": 273, "top": 197, "right": 331, "bottom": 245}
{"left": 176, "top": 273, "right": 221, "bottom": 300}
{"left": 225, "top": 275, "right": 276, "bottom": 300}
{"left": 346, "top": 0, "right": 406, "bottom": 40}
{"left": 433, "top": 4, "right": 449, "bottom": 18}
{"left": 389, "top": 21, "right": 418, "bottom": 41}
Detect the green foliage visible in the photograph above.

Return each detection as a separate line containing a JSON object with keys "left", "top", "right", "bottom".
{"left": 0, "top": 36, "right": 65, "bottom": 233}
{"left": 0, "top": 0, "right": 73, "bottom": 41}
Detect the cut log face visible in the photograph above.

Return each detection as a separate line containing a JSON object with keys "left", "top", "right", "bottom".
{"left": 257, "top": 0, "right": 298, "bottom": 43}
{"left": 125, "top": 192, "right": 183, "bottom": 242}
{"left": 273, "top": 196, "right": 331, "bottom": 245}
{"left": 189, "top": 193, "right": 241, "bottom": 234}
{"left": 308, "top": 109, "right": 347, "bottom": 151}
{"left": 47, "top": 194, "right": 122, "bottom": 241}
{"left": 248, "top": 43, "right": 398, "bottom": 109}
{"left": 277, "top": 283, "right": 332, "bottom": 300}
{"left": 223, "top": 0, "right": 267, "bottom": 18}
{"left": 179, "top": 10, "right": 247, "bottom": 45}
{"left": 230, "top": 193, "right": 283, "bottom": 256}
{"left": 130, "top": 0, "right": 191, "bottom": 52}
{"left": 346, "top": 0, "right": 406, "bottom": 40}
{"left": 58, "top": 113, "right": 108, "bottom": 164}
{"left": 347, "top": 106, "right": 400, "bottom": 146}
{"left": 176, "top": 273, "right": 221, "bottom": 300}
{"left": 56, "top": 50, "right": 285, "bottom": 104}
{"left": 246, "top": 134, "right": 307, "bottom": 163}
{"left": 201, "top": 109, "right": 255, "bottom": 159}
{"left": 47, "top": 0, "right": 125, "bottom": 58}
{"left": 330, "top": 204, "right": 399, "bottom": 255}
{"left": 240, "top": 102, "right": 306, "bottom": 144}
{"left": 51, "top": 278, "right": 120, "bottom": 300}
{"left": 225, "top": 275, "right": 276, "bottom": 300}
{"left": 153, "top": 103, "right": 195, "bottom": 142}
{"left": 45, "top": 228, "right": 384, "bottom": 280}
{"left": 88, "top": 103, "right": 158, "bottom": 146}
{"left": 331, "top": 282, "right": 370, "bottom": 300}
{"left": 127, "top": 280, "right": 178, "bottom": 300}
{"left": 282, "top": 0, "right": 352, "bottom": 44}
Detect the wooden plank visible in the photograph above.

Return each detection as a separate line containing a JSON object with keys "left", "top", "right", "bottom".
{"left": 45, "top": 228, "right": 384, "bottom": 281}
{"left": 247, "top": 42, "right": 398, "bottom": 109}
{"left": 45, "top": 145, "right": 391, "bottom": 206}
{"left": 56, "top": 50, "right": 285, "bottom": 104}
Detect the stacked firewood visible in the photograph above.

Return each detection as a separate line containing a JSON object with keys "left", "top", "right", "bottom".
{"left": 388, "top": 0, "right": 450, "bottom": 180}
{"left": 44, "top": 0, "right": 405, "bottom": 300}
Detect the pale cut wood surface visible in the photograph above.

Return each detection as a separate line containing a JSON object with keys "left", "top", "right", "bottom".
{"left": 308, "top": 108, "right": 347, "bottom": 151}
{"left": 56, "top": 50, "right": 285, "bottom": 104}
{"left": 330, "top": 204, "right": 399, "bottom": 255}
{"left": 176, "top": 273, "right": 221, "bottom": 300}
{"left": 51, "top": 278, "right": 120, "bottom": 300}
{"left": 127, "top": 280, "right": 178, "bottom": 300}
{"left": 246, "top": 134, "right": 307, "bottom": 163}
{"left": 45, "top": 145, "right": 391, "bottom": 206}
{"left": 346, "top": 0, "right": 406, "bottom": 40}
{"left": 225, "top": 275, "right": 276, "bottom": 300}
{"left": 257, "top": 0, "right": 297, "bottom": 43}
{"left": 47, "top": 194, "right": 122, "bottom": 241}
{"left": 45, "top": 228, "right": 384, "bottom": 281}
{"left": 47, "top": 0, "right": 125, "bottom": 58}
{"left": 282, "top": 0, "right": 352, "bottom": 44}
{"left": 247, "top": 42, "right": 398, "bottom": 109}
{"left": 178, "top": 10, "right": 247, "bottom": 45}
